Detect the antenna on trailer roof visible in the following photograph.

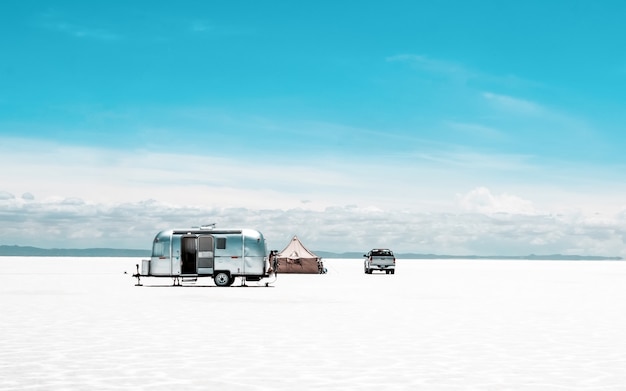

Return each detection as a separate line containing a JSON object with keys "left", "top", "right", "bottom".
{"left": 200, "top": 223, "right": 216, "bottom": 230}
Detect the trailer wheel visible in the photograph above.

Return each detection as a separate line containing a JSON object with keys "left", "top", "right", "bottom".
{"left": 214, "top": 272, "right": 232, "bottom": 287}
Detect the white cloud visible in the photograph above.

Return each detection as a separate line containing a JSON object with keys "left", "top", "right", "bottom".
{"left": 480, "top": 92, "right": 596, "bottom": 143}
{"left": 45, "top": 22, "right": 120, "bottom": 41}
{"left": 445, "top": 121, "right": 507, "bottom": 141}
{"left": 0, "top": 191, "right": 15, "bottom": 200}
{"left": 0, "top": 136, "right": 475, "bottom": 212}
{"left": 1, "top": 138, "right": 625, "bottom": 257}
{"left": 417, "top": 149, "right": 534, "bottom": 170}
{"left": 190, "top": 21, "right": 213, "bottom": 32}
{"left": 458, "top": 187, "right": 536, "bottom": 215}
{"left": 1, "top": 190, "right": 625, "bottom": 258}
{"left": 185, "top": 20, "right": 251, "bottom": 36}
{"left": 482, "top": 92, "right": 544, "bottom": 115}
{"left": 36, "top": 10, "right": 120, "bottom": 41}
{"left": 386, "top": 54, "right": 474, "bottom": 82}
{"left": 386, "top": 54, "right": 540, "bottom": 90}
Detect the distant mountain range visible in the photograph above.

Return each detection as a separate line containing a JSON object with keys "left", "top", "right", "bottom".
{"left": 0, "top": 245, "right": 150, "bottom": 257}
{"left": 315, "top": 251, "right": 623, "bottom": 261}
{"left": 0, "top": 245, "right": 622, "bottom": 260}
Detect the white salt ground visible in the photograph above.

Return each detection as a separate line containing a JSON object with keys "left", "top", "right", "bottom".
{"left": 1, "top": 257, "right": 626, "bottom": 390}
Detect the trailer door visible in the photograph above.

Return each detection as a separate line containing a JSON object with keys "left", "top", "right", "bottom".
{"left": 181, "top": 235, "right": 197, "bottom": 275}
{"left": 197, "top": 235, "right": 215, "bottom": 273}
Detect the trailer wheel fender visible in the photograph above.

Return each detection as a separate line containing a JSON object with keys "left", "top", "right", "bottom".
{"left": 214, "top": 271, "right": 232, "bottom": 287}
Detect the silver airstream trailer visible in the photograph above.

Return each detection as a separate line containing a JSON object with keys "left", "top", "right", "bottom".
{"left": 133, "top": 226, "right": 276, "bottom": 287}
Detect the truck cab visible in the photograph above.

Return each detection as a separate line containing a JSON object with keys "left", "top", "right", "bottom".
{"left": 364, "top": 248, "right": 396, "bottom": 274}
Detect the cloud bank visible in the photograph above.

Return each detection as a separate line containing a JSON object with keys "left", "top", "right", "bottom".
{"left": 1, "top": 188, "right": 624, "bottom": 258}
{"left": 1, "top": 138, "right": 625, "bottom": 257}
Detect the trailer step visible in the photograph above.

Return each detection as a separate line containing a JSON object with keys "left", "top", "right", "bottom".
{"left": 181, "top": 274, "right": 198, "bottom": 283}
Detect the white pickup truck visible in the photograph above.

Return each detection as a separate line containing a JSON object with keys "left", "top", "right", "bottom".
{"left": 363, "top": 248, "right": 396, "bottom": 274}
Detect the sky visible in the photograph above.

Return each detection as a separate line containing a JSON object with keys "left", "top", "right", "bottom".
{"left": 1, "top": 1, "right": 626, "bottom": 256}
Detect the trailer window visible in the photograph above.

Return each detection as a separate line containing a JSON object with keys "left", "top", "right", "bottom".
{"left": 152, "top": 237, "right": 170, "bottom": 257}
{"left": 199, "top": 236, "right": 213, "bottom": 251}
{"left": 216, "top": 238, "right": 226, "bottom": 249}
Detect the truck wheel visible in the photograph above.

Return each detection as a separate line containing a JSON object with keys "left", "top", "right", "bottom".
{"left": 214, "top": 272, "right": 231, "bottom": 287}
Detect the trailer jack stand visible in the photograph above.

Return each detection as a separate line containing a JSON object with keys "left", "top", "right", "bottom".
{"left": 133, "top": 264, "right": 142, "bottom": 286}
{"left": 264, "top": 272, "right": 278, "bottom": 287}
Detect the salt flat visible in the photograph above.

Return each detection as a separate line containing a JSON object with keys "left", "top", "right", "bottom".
{"left": 1, "top": 257, "right": 626, "bottom": 390}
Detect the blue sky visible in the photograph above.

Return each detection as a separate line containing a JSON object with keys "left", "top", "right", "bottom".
{"left": 1, "top": 1, "right": 626, "bottom": 256}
